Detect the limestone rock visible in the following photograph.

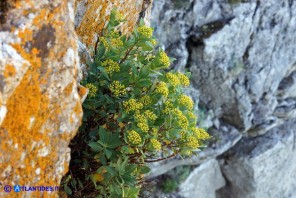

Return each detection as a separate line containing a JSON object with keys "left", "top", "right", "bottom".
{"left": 179, "top": 159, "right": 225, "bottom": 198}
{"left": 149, "top": 0, "right": 296, "bottom": 197}
{"left": 217, "top": 119, "right": 296, "bottom": 198}
{"left": 0, "top": 1, "right": 83, "bottom": 197}
{"left": 151, "top": 0, "right": 296, "bottom": 135}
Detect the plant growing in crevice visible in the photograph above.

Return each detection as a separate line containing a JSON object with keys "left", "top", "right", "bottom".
{"left": 61, "top": 9, "right": 211, "bottom": 198}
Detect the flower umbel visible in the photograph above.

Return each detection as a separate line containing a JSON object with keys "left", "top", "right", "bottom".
{"left": 144, "top": 110, "right": 157, "bottom": 121}
{"left": 85, "top": 83, "right": 98, "bottom": 98}
{"left": 123, "top": 99, "right": 143, "bottom": 113}
{"left": 159, "top": 51, "right": 170, "bottom": 68}
{"left": 101, "top": 59, "right": 120, "bottom": 74}
{"left": 138, "top": 25, "right": 153, "bottom": 38}
{"left": 109, "top": 81, "right": 126, "bottom": 97}
{"left": 166, "top": 72, "right": 180, "bottom": 87}
{"left": 150, "top": 139, "right": 161, "bottom": 151}
{"left": 155, "top": 82, "right": 169, "bottom": 97}
{"left": 192, "top": 128, "right": 210, "bottom": 140}
{"left": 186, "top": 136, "right": 199, "bottom": 149}
{"left": 127, "top": 130, "right": 142, "bottom": 145}
{"left": 177, "top": 72, "right": 190, "bottom": 87}
{"left": 111, "top": 38, "right": 123, "bottom": 48}
{"left": 179, "top": 95, "right": 194, "bottom": 110}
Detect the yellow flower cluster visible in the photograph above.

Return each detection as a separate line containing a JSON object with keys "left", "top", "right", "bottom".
{"left": 156, "top": 82, "right": 169, "bottom": 97}
{"left": 188, "top": 111, "right": 197, "bottom": 120}
{"left": 123, "top": 99, "right": 143, "bottom": 112}
{"left": 127, "top": 130, "right": 142, "bottom": 145}
{"left": 85, "top": 83, "right": 98, "bottom": 98}
{"left": 111, "top": 38, "right": 123, "bottom": 48}
{"left": 140, "top": 95, "right": 152, "bottom": 105}
{"left": 172, "top": 108, "right": 183, "bottom": 117}
{"left": 179, "top": 95, "right": 194, "bottom": 110}
{"left": 101, "top": 59, "right": 120, "bottom": 74}
{"left": 150, "top": 139, "right": 161, "bottom": 151}
{"left": 135, "top": 112, "right": 147, "bottom": 123}
{"left": 100, "top": 37, "right": 109, "bottom": 49}
{"left": 137, "top": 122, "right": 149, "bottom": 133}
{"left": 177, "top": 72, "right": 190, "bottom": 87}
{"left": 159, "top": 51, "right": 170, "bottom": 68}
{"left": 144, "top": 110, "right": 157, "bottom": 121}
{"left": 186, "top": 136, "right": 199, "bottom": 149}
{"left": 192, "top": 128, "right": 210, "bottom": 140}
{"left": 178, "top": 114, "right": 189, "bottom": 129}
{"left": 138, "top": 25, "right": 153, "bottom": 38}
{"left": 151, "top": 39, "right": 157, "bottom": 46}
{"left": 163, "top": 101, "right": 173, "bottom": 114}
{"left": 115, "top": 12, "right": 124, "bottom": 21}
{"left": 109, "top": 81, "right": 126, "bottom": 97}
{"left": 179, "top": 131, "right": 187, "bottom": 140}
{"left": 166, "top": 73, "right": 180, "bottom": 87}
{"left": 172, "top": 108, "right": 188, "bottom": 129}
{"left": 110, "top": 30, "right": 120, "bottom": 38}
{"left": 151, "top": 128, "right": 158, "bottom": 135}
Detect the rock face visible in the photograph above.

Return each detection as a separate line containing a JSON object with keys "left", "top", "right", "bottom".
{"left": 75, "top": 0, "right": 153, "bottom": 77}
{"left": 180, "top": 159, "right": 225, "bottom": 198}
{"left": 0, "top": 0, "right": 153, "bottom": 197}
{"left": 217, "top": 119, "right": 296, "bottom": 198}
{"left": 150, "top": 0, "right": 296, "bottom": 197}
{"left": 0, "top": 1, "right": 83, "bottom": 197}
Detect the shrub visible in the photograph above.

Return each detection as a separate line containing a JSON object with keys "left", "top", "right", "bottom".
{"left": 61, "top": 9, "right": 210, "bottom": 198}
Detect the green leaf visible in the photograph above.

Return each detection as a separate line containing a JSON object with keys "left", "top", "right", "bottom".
{"left": 97, "top": 66, "right": 110, "bottom": 81}
{"left": 99, "top": 154, "right": 107, "bottom": 165}
{"left": 121, "top": 174, "right": 136, "bottom": 186}
{"left": 123, "top": 187, "right": 140, "bottom": 198}
{"left": 125, "top": 164, "right": 137, "bottom": 175}
{"left": 105, "top": 166, "right": 117, "bottom": 177}
{"left": 88, "top": 142, "right": 103, "bottom": 152}
{"left": 139, "top": 165, "right": 150, "bottom": 174}
{"left": 104, "top": 148, "right": 113, "bottom": 159}
{"left": 64, "top": 184, "right": 72, "bottom": 195}
{"left": 99, "top": 127, "right": 121, "bottom": 149}
{"left": 137, "top": 79, "right": 151, "bottom": 87}
{"left": 96, "top": 43, "right": 106, "bottom": 60}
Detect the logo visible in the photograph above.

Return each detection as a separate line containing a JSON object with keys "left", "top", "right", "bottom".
{"left": 14, "top": 185, "right": 21, "bottom": 192}
{"left": 4, "top": 185, "right": 12, "bottom": 192}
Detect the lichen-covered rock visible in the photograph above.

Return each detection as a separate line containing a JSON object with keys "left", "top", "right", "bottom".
{"left": 0, "top": 0, "right": 84, "bottom": 197}
{"left": 75, "top": 0, "right": 145, "bottom": 48}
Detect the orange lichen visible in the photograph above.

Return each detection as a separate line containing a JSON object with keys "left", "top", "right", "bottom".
{"left": 0, "top": 0, "right": 82, "bottom": 197}
{"left": 75, "top": 0, "right": 143, "bottom": 48}
{"left": 78, "top": 85, "right": 88, "bottom": 98}
{"left": 4, "top": 64, "right": 16, "bottom": 78}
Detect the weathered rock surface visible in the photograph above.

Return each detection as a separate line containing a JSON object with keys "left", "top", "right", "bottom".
{"left": 217, "top": 119, "right": 296, "bottom": 198}
{"left": 75, "top": 0, "right": 153, "bottom": 78}
{"left": 0, "top": 1, "right": 83, "bottom": 197}
{"left": 150, "top": 0, "right": 296, "bottom": 197}
{"left": 179, "top": 159, "right": 225, "bottom": 198}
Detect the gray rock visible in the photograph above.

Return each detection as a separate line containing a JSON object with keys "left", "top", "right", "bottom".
{"left": 217, "top": 119, "right": 296, "bottom": 198}
{"left": 150, "top": 0, "right": 296, "bottom": 197}
{"left": 179, "top": 159, "right": 226, "bottom": 198}
{"left": 151, "top": 0, "right": 296, "bottom": 134}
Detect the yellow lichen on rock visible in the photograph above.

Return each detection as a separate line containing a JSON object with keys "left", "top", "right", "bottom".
{"left": 0, "top": 0, "right": 83, "bottom": 197}
{"left": 75, "top": 0, "right": 144, "bottom": 48}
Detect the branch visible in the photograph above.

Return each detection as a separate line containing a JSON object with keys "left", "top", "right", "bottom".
{"left": 144, "top": 153, "right": 176, "bottom": 163}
